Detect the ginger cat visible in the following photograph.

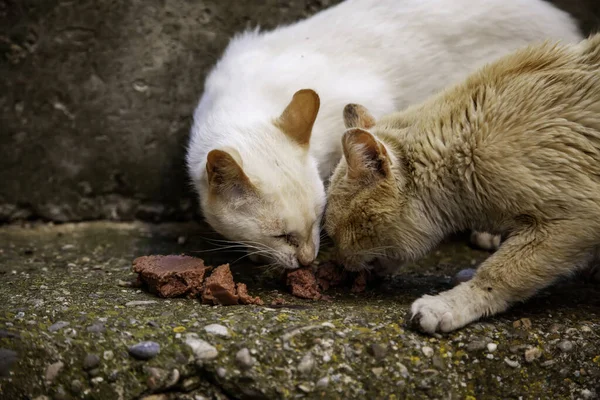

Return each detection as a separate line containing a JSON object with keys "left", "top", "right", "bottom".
{"left": 324, "top": 34, "right": 600, "bottom": 333}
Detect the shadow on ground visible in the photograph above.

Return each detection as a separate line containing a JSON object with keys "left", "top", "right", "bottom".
{"left": 0, "top": 222, "right": 599, "bottom": 399}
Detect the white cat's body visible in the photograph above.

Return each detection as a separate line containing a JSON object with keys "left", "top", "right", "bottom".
{"left": 187, "top": 0, "right": 582, "bottom": 269}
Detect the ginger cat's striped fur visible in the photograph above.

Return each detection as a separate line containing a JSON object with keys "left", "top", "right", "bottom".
{"left": 324, "top": 34, "right": 600, "bottom": 333}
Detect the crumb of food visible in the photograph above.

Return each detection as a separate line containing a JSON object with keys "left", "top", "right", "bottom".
{"left": 315, "top": 262, "right": 347, "bottom": 291}
{"left": 351, "top": 270, "right": 369, "bottom": 293}
{"left": 286, "top": 266, "right": 322, "bottom": 300}
{"left": 270, "top": 297, "right": 286, "bottom": 306}
{"left": 237, "top": 282, "right": 264, "bottom": 305}
{"left": 132, "top": 255, "right": 211, "bottom": 298}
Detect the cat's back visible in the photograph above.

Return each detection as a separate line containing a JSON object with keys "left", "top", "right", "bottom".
{"left": 463, "top": 35, "right": 600, "bottom": 212}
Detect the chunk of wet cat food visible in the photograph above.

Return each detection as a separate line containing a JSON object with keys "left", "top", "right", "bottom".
{"left": 202, "top": 264, "right": 264, "bottom": 306}
{"left": 351, "top": 270, "right": 369, "bottom": 293}
{"left": 132, "top": 255, "right": 211, "bottom": 298}
{"left": 236, "top": 282, "right": 264, "bottom": 305}
{"left": 286, "top": 267, "right": 322, "bottom": 300}
{"left": 452, "top": 268, "right": 477, "bottom": 286}
{"left": 202, "top": 264, "right": 238, "bottom": 305}
{"left": 315, "top": 262, "right": 347, "bottom": 291}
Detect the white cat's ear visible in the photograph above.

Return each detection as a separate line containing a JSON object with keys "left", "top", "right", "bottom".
{"left": 206, "top": 149, "right": 256, "bottom": 197}
{"left": 343, "top": 104, "right": 376, "bottom": 130}
{"left": 342, "top": 128, "right": 390, "bottom": 181}
{"left": 276, "top": 89, "right": 320, "bottom": 147}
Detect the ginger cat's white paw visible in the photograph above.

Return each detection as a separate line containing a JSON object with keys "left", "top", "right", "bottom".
{"left": 470, "top": 231, "right": 501, "bottom": 251}
{"left": 410, "top": 294, "right": 466, "bottom": 333}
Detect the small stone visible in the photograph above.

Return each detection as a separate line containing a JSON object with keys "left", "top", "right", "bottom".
{"left": 126, "top": 300, "right": 158, "bottom": 307}
{"left": 182, "top": 376, "right": 201, "bottom": 391}
{"left": 486, "top": 343, "right": 498, "bottom": 353}
{"left": 185, "top": 338, "right": 218, "bottom": 361}
{"left": 297, "top": 383, "right": 312, "bottom": 393}
{"left": 432, "top": 354, "right": 445, "bottom": 369}
{"left": 216, "top": 367, "right": 227, "bottom": 378}
{"left": 557, "top": 340, "right": 573, "bottom": 352}
{"left": 452, "top": 268, "right": 476, "bottom": 285}
{"left": 581, "top": 389, "right": 593, "bottom": 399}
{"left": 369, "top": 343, "right": 388, "bottom": 360}
{"left": 103, "top": 350, "right": 114, "bottom": 361}
{"left": 129, "top": 341, "right": 160, "bottom": 360}
{"left": 90, "top": 377, "right": 104, "bottom": 385}
{"left": 177, "top": 236, "right": 187, "bottom": 245}
{"left": 513, "top": 318, "right": 532, "bottom": 329}
{"left": 235, "top": 348, "right": 255, "bottom": 369}
{"left": 173, "top": 326, "right": 186, "bottom": 333}
{"left": 70, "top": 379, "right": 83, "bottom": 394}
{"left": 504, "top": 357, "right": 520, "bottom": 368}
{"left": 372, "top": 367, "right": 384, "bottom": 377}
{"left": 524, "top": 347, "right": 542, "bottom": 363}
{"left": 466, "top": 340, "right": 488, "bottom": 352}
{"left": 117, "top": 279, "right": 133, "bottom": 287}
{"left": 203, "top": 324, "right": 230, "bottom": 337}
{"left": 580, "top": 325, "right": 592, "bottom": 333}
{"left": 45, "top": 361, "right": 64, "bottom": 383}
{"left": 61, "top": 244, "right": 75, "bottom": 250}
{"left": 86, "top": 323, "right": 106, "bottom": 334}
{"left": 421, "top": 346, "right": 434, "bottom": 358}
{"left": 0, "top": 348, "right": 18, "bottom": 377}
{"left": 297, "top": 353, "right": 315, "bottom": 375}
{"left": 83, "top": 354, "right": 100, "bottom": 371}
{"left": 316, "top": 376, "right": 329, "bottom": 388}
{"left": 398, "top": 363, "right": 409, "bottom": 378}
{"left": 48, "top": 321, "right": 70, "bottom": 332}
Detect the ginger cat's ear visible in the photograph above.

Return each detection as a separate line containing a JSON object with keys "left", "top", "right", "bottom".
{"left": 343, "top": 103, "right": 376, "bottom": 130}
{"left": 276, "top": 89, "right": 320, "bottom": 147}
{"left": 206, "top": 149, "right": 256, "bottom": 197}
{"left": 342, "top": 128, "right": 390, "bottom": 181}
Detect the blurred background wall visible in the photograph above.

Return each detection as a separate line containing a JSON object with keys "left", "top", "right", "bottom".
{"left": 0, "top": 0, "right": 341, "bottom": 223}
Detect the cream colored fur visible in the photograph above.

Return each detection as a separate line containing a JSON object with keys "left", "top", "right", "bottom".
{"left": 325, "top": 34, "right": 600, "bottom": 333}
{"left": 186, "top": 0, "right": 583, "bottom": 269}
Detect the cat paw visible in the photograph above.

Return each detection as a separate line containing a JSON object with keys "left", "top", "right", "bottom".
{"left": 470, "top": 231, "right": 501, "bottom": 251}
{"left": 410, "top": 295, "right": 460, "bottom": 334}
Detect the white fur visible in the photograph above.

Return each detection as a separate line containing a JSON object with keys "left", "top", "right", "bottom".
{"left": 187, "top": 0, "right": 582, "bottom": 268}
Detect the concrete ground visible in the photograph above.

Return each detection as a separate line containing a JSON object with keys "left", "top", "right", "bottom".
{"left": 0, "top": 222, "right": 599, "bottom": 400}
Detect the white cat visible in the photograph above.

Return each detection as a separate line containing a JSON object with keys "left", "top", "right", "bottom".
{"left": 186, "top": 0, "right": 582, "bottom": 269}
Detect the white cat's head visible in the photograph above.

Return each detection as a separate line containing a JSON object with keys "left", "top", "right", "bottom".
{"left": 192, "top": 89, "right": 325, "bottom": 269}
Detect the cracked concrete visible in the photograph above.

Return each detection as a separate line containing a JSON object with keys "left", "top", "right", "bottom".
{"left": 1, "top": 221, "right": 599, "bottom": 399}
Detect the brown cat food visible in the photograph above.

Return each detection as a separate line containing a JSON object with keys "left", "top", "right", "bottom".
{"left": 315, "top": 262, "right": 347, "bottom": 291}
{"left": 286, "top": 267, "right": 322, "bottom": 300}
{"left": 236, "top": 282, "right": 264, "bottom": 305}
{"left": 133, "top": 256, "right": 263, "bottom": 305}
{"left": 132, "top": 255, "right": 211, "bottom": 298}
{"left": 351, "top": 270, "right": 368, "bottom": 293}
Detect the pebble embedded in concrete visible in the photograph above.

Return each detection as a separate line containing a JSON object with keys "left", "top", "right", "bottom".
{"left": 185, "top": 337, "right": 218, "bottom": 361}
{"left": 128, "top": 341, "right": 160, "bottom": 360}
{"left": 235, "top": 348, "right": 255, "bottom": 369}
{"left": 203, "top": 324, "right": 230, "bottom": 337}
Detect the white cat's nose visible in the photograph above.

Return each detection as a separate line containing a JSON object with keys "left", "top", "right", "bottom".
{"left": 297, "top": 254, "right": 314, "bottom": 267}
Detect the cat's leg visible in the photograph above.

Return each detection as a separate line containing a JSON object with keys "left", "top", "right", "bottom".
{"left": 470, "top": 231, "right": 501, "bottom": 251}
{"left": 411, "top": 223, "right": 595, "bottom": 333}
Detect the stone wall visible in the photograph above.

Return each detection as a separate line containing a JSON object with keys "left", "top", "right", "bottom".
{"left": 0, "top": 0, "right": 340, "bottom": 222}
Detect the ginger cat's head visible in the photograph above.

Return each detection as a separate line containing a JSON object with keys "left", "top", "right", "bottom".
{"left": 195, "top": 89, "right": 325, "bottom": 270}
{"left": 324, "top": 104, "right": 442, "bottom": 271}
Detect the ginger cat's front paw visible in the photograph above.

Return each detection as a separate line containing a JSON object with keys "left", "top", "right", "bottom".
{"left": 470, "top": 231, "right": 501, "bottom": 251}
{"left": 410, "top": 294, "right": 465, "bottom": 333}
{"left": 409, "top": 283, "right": 492, "bottom": 334}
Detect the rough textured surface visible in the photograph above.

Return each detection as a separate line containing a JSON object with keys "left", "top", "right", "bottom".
{"left": 0, "top": 0, "right": 342, "bottom": 222}
{"left": 1, "top": 221, "right": 599, "bottom": 399}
